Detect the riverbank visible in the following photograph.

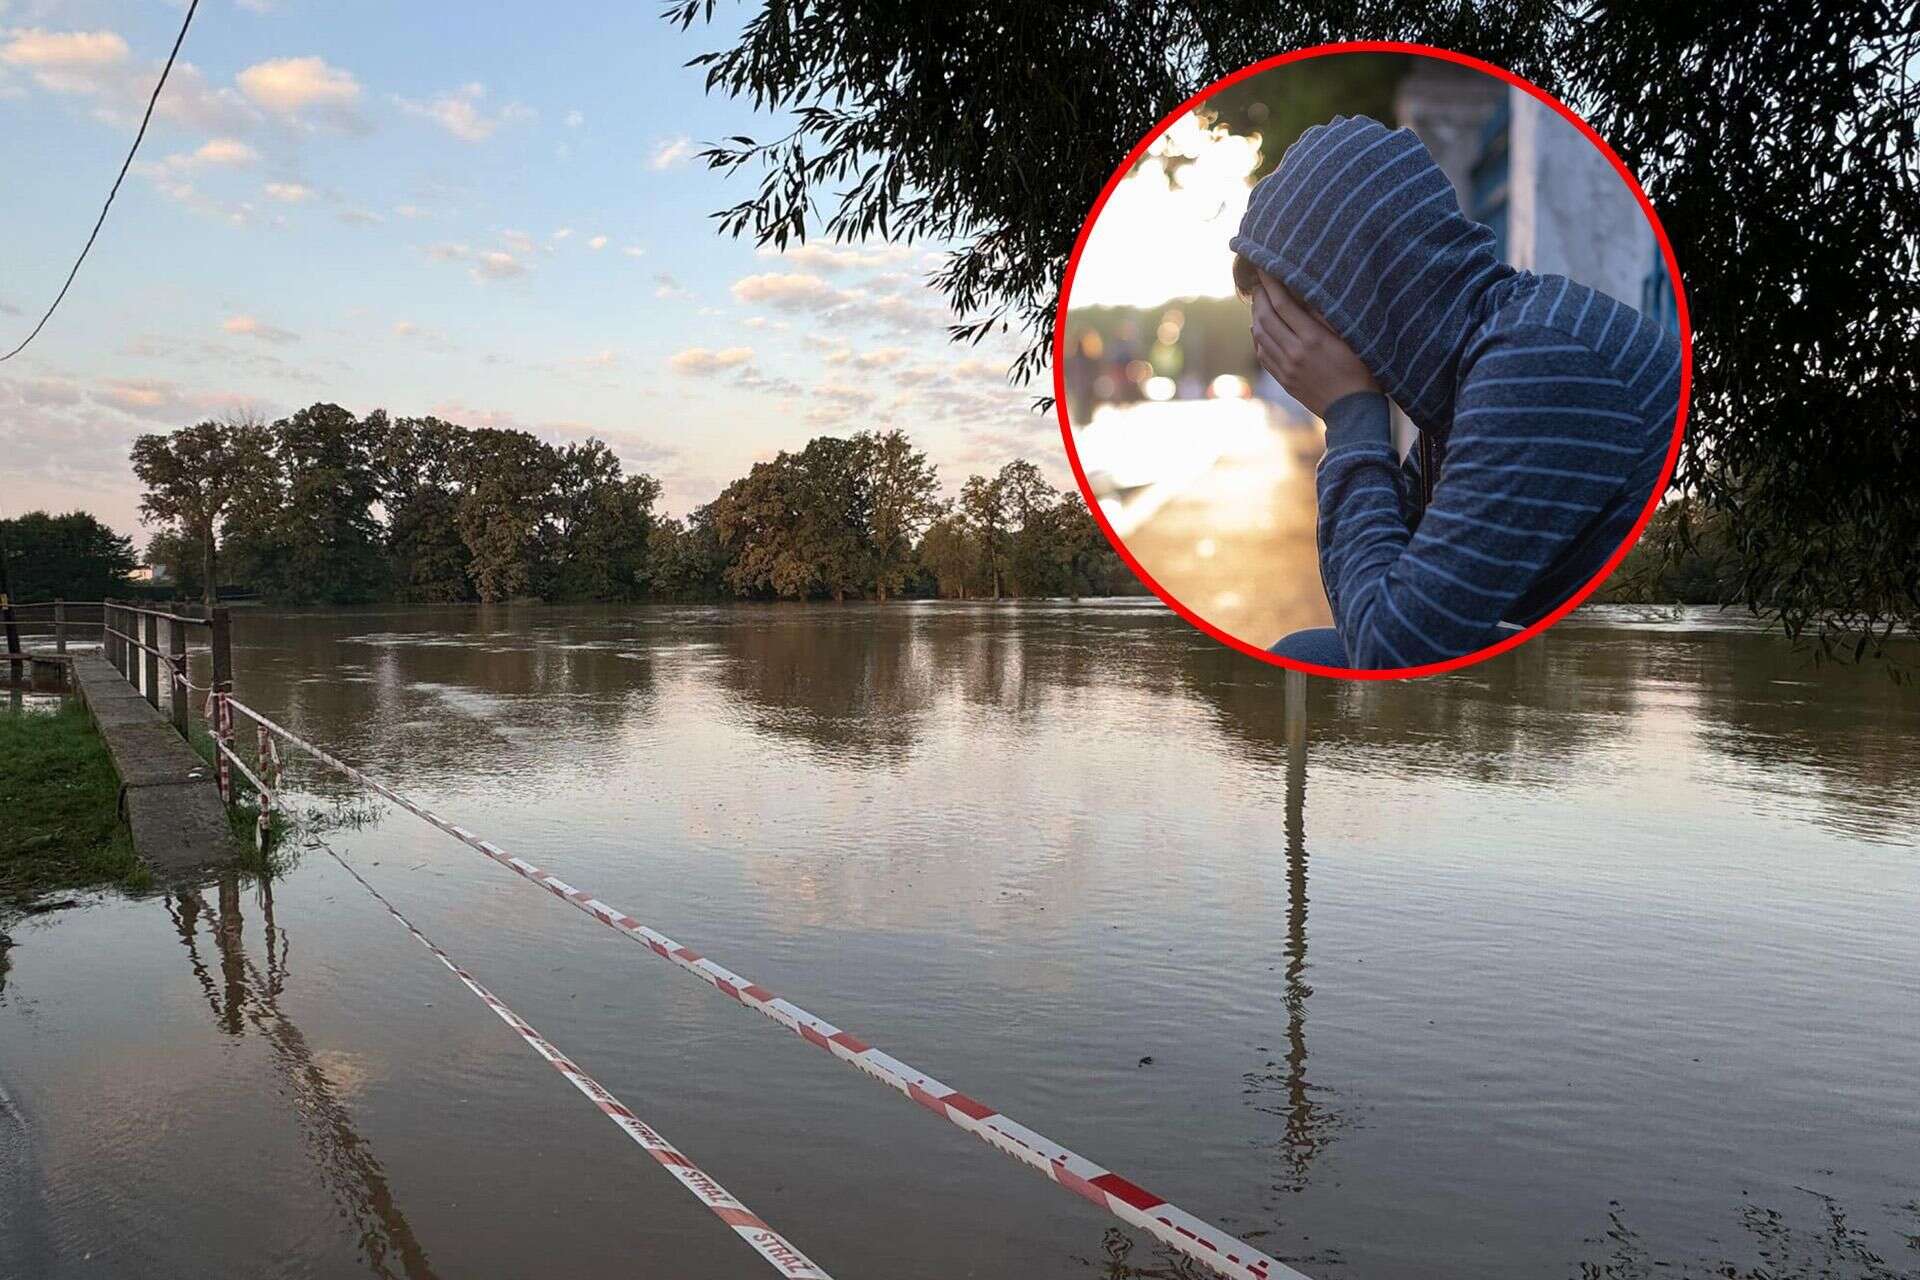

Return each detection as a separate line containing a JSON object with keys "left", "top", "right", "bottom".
{"left": 0, "top": 699, "right": 148, "bottom": 908}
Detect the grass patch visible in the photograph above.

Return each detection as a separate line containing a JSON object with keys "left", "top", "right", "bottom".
{"left": 0, "top": 698, "right": 150, "bottom": 904}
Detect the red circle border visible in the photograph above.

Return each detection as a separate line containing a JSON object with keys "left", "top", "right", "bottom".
{"left": 1051, "top": 40, "right": 1694, "bottom": 681}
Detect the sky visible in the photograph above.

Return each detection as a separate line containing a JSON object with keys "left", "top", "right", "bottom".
{"left": 0, "top": 0, "right": 1058, "bottom": 543}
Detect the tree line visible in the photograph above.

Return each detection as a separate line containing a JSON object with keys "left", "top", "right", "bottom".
{"left": 119, "top": 405, "right": 1136, "bottom": 606}
{"left": 669, "top": 2, "right": 1918, "bottom": 658}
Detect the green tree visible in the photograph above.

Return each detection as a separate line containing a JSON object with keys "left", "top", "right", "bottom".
{"left": 455, "top": 428, "right": 560, "bottom": 602}
{"left": 917, "top": 508, "right": 983, "bottom": 599}
{"left": 547, "top": 440, "right": 661, "bottom": 601}
{"left": 142, "top": 527, "right": 205, "bottom": 599}
{"left": 647, "top": 506, "right": 731, "bottom": 600}
{"left": 995, "top": 460, "right": 1062, "bottom": 597}
{"left": 1045, "top": 495, "right": 1137, "bottom": 599}
{"left": 1593, "top": 499, "right": 1734, "bottom": 606}
{"left": 251, "top": 403, "right": 388, "bottom": 604}
{"left": 958, "top": 472, "right": 1010, "bottom": 599}
{"left": 712, "top": 435, "right": 873, "bottom": 601}
{"left": 129, "top": 416, "right": 276, "bottom": 605}
{"left": 0, "top": 511, "right": 137, "bottom": 602}
{"left": 712, "top": 455, "right": 805, "bottom": 599}
{"left": 796, "top": 435, "right": 872, "bottom": 602}
{"left": 858, "top": 428, "right": 940, "bottom": 602}
{"left": 672, "top": 1, "right": 1919, "bottom": 656}
{"left": 377, "top": 415, "right": 472, "bottom": 602}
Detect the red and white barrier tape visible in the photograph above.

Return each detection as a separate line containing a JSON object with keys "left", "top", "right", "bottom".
{"left": 226, "top": 696, "right": 1307, "bottom": 1280}
{"left": 319, "top": 841, "right": 834, "bottom": 1279}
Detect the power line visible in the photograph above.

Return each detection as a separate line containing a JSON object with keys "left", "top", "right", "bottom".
{"left": 1, "top": 0, "right": 201, "bottom": 363}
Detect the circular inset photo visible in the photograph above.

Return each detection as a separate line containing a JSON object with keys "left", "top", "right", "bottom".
{"left": 1056, "top": 44, "right": 1689, "bottom": 677}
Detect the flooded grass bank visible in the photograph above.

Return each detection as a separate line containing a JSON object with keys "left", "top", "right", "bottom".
{"left": 0, "top": 698, "right": 145, "bottom": 908}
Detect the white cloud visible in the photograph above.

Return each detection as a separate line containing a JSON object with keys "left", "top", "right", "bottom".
{"left": 263, "top": 181, "right": 313, "bottom": 203}
{"left": 222, "top": 313, "right": 298, "bottom": 344}
{"left": 654, "top": 273, "right": 685, "bottom": 300}
{"left": 2, "top": 29, "right": 253, "bottom": 133}
{"left": 236, "top": 55, "right": 362, "bottom": 128}
{"left": 423, "top": 240, "right": 529, "bottom": 282}
{"left": 185, "top": 137, "right": 256, "bottom": 166}
{"left": 395, "top": 203, "right": 430, "bottom": 219}
{"left": 472, "top": 250, "right": 525, "bottom": 281}
{"left": 734, "top": 271, "right": 945, "bottom": 335}
{"left": 731, "top": 272, "right": 840, "bottom": 310}
{"left": 337, "top": 208, "right": 383, "bottom": 226}
{"left": 551, "top": 227, "right": 574, "bottom": 241}
{"left": 587, "top": 234, "right": 608, "bottom": 251}
{"left": 394, "top": 81, "right": 530, "bottom": 143}
{"left": 10, "top": 375, "right": 83, "bottom": 407}
{"left": 621, "top": 245, "right": 645, "bottom": 258}
{"left": 137, "top": 172, "right": 268, "bottom": 228}
{"left": 92, "top": 376, "right": 263, "bottom": 423}
{"left": 852, "top": 346, "right": 909, "bottom": 369}
{"left": 0, "top": 29, "right": 129, "bottom": 94}
{"left": 564, "top": 109, "right": 584, "bottom": 128}
{"left": 807, "top": 381, "right": 878, "bottom": 426}
{"left": 949, "top": 357, "right": 1011, "bottom": 381}
{"left": 734, "top": 364, "right": 803, "bottom": 398}
{"left": 649, "top": 136, "right": 695, "bottom": 169}
{"left": 757, "top": 242, "right": 916, "bottom": 273}
{"left": 500, "top": 228, "right": 537, "bottom": 255}
{"left": 393, "top": 320, "right": 421, "bottom": 337}
{"left": 147, "top": 138, "right": 259, "bottom": 175}
{"left": 667, "top": 346, "right": 754, "bottom": 375}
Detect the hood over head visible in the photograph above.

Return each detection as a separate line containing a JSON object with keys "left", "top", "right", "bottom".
{"left": 1229, "top": 114, "right": 1514, "bottom": 435}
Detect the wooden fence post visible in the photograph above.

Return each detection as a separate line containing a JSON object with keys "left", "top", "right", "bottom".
{"left": 167, "top": 614, "right": 188, "bottom": 737}
{"left": 211, "top": 606, "right": 233, "bottom": 804}
{"left": 143, "top": 610, "right": 160, "bottom": 709}
{"left": 54, "top": 599, "right": 66, "bottom": 654}
{"left": 1, "top": 598, "right": 19, "bottom": 689}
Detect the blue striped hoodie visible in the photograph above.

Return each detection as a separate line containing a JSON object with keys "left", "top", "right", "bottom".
{"left": 1229, "top": 115, "right": 1681, "bottom": 668}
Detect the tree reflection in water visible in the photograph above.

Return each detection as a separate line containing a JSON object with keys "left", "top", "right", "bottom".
{"left": 1574, "top": 1190, "right": 1919, "bottom": 1279}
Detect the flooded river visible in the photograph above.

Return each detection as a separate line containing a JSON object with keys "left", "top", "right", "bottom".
{"left": 3, "top": 602, "right": 1916, "bottom": 1279}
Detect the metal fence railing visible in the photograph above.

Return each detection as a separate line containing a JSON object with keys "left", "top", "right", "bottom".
{"left": 4, "top": 598, "right": 246, "bottom": 811}
{"left": 2, "top": 598, "right": 106, "bottom": 691}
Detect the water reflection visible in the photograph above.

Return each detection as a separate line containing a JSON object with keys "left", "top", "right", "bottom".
{"left": 167, "top": 876, "right": 439, "bottom": 1280}
{"left": 5, "top": 600, "right": 1899, "bottom": 1280}
{"left": 1574, "top": 1191, "right": 1920, "bottom": 1279}
{"left": 219, "top": 603, "right": 1920, "bottom": 846}
{"left": 1241, "top": 675, "right": 1346, "bottom": 1195}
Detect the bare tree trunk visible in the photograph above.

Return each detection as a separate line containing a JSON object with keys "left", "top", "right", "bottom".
{"left": 201, "top": 524, "right": 218, "bottom": 606}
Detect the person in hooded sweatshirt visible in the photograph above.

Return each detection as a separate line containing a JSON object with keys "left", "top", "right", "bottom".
{"left": 1227, "top": 114, "right": 1682, "bottom": 670}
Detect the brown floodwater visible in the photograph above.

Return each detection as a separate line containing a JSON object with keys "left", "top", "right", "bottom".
{"left": 2, "top": 601, "right": 1916, "bottom": 1280}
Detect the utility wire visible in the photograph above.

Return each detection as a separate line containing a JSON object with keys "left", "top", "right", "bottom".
{"left": 1, "top": 0, "right": 201, "bottom": 363}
